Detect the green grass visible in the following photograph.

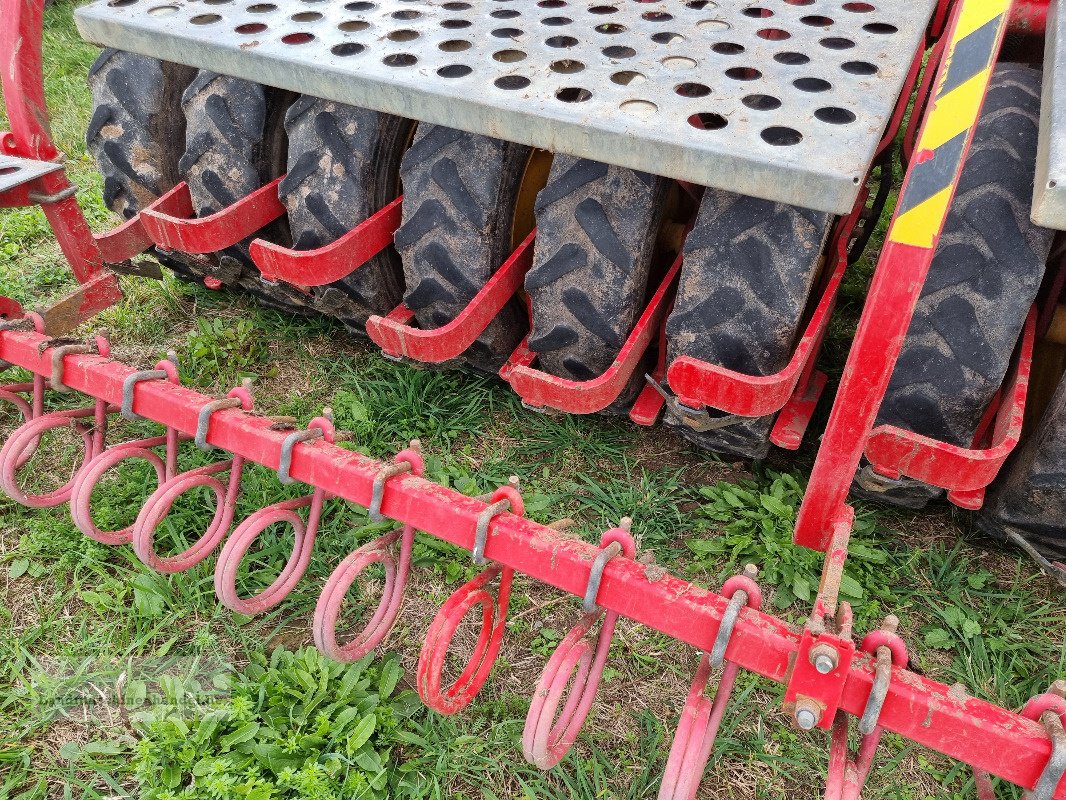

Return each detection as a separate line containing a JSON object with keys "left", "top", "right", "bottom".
{"left": 1, "top": 5, "right": 1064, "bottom": 800}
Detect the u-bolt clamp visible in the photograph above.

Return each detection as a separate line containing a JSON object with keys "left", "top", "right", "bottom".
{"left": 857, "top": 616, "right": 906, "bottom": 735}
{"left": 49, "top": 342, "right": 92, "bottom": 393}
{"left": 121, "top": 351, "right": 179, "bottom": 421}
{"left": 581, "top": 519, "right": 632, "bottom": 614}
{"left": 1021, "top": 683, "right": 1066, "bottom": 800}
{"left": 368, "top": 439, "right": 422, "bottom": 523}
{"left": 821, "top": 615, "right": 908, "bottom": 800}
{"left": 195, "top": 379, "right": 253, "bottom": 451}
{"left": 277, "top": 427, "right": 323, "bottom": 485}
{"left": 472, "top": 476, "right": 521, "bottom": 566}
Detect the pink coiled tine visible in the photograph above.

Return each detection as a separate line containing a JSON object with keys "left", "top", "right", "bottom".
{"left": 69, "top": 356, "right": 183, "bottom": 545}
{"left": 213, "top": 413, "right": 337, "bottom": 615}
{"left": 133, "top": 456, "right": 246, "bottom": 572}
{"left": 418, "top": 481, "right": 524, "bottom": 715}
{"left": 0, "top": 331, "right": 113, "bottom": 507}
{"left": 523, "top": 524, "right": 636, "bottom": 769}
{"left": 132, "top": 382, "right": 255, "bottom": 572}
{"left": 313, "top": 441, "right": 425, "bottom": 662}
{"left": 660, "top": 567, "right": 762, "bottom": 800}
{"left": 0, "top": 314, "right": 49, "bottom": 468}
{"left": 823, "top": 616, "right": 908, "bottom": 800}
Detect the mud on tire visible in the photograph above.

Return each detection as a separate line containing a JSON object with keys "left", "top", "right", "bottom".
{"left": 394, "top": 126, "right": 529, "bottom": 372}
{"left": 977, "top": 367, "right": 1066, "bottom": 562}
{"left": 664, "top": 190, "right": 832, "bottom": 459}
{"left": 280, "top": 97, "right": 412, "bottom": 331}
{"left": 855, "top": 63, "right": 1055, "bottom": 508}
{"left": 525, "top": 156, "right": 669, "bottom": 405}
{"left": 178, "top": 71, "right": 310, "bottom": 313}
{"left": 87, "top": 50, "right": 193, "bottom": 219}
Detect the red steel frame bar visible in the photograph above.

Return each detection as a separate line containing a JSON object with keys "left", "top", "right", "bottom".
{"left": 794, "top": 0, "right": 1018, "bottom": 551}
{"left": 0, "top": 0, "right": 123, "bottom": 329}
{"left": 0, "top": 327, "right": 1060, "bottom": 795}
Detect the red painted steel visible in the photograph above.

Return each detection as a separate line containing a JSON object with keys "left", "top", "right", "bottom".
{"left": 0, "top": 331, "right": 1061, "bottom": 797}
{"left": 863, "top": 308, "right": 1036, "bottom": 510}
{"left": 502, "top": 251, "right": 682, "bottom": 414}
{"left": 0, "top": 0, "right": 122, "bottom": 320}
{"left": 659, "top": 571, "right": 762, "bottom": 800}
{"left": 366, "top": 232, "right": 535, "bottom": 362}
{"left": 139, "top": 180, "right": 285, "bottom": 253}
{"left": 794, "top": 0, "right": 1011, "bottom": 552}
{"left": 0, "top": 296, "right": 24, "bottom": 321}
{"left": 250, "top": 197, "right": 402, "bottom": 285}
{"left": 1009, "top": 0, "right": 1050, "bottom": 33}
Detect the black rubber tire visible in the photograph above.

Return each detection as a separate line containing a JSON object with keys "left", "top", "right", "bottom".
{"left": 525, "top": 156, "right": 669, "bottom": 403}
{"left": 280, "top": 97, "right": 412, "bottom": 331}
{"left": 663, "top": 190, "right": 832, "bottom": 459}
{"left": 394, "top": 126, "right": 529, "bottom": 372}
{"left": 87, "top": 50, "right": 194, "bottom": 220}
{"left": 855, "top": 64, "right": 1054, "bottom": 508}
{"left": 178, "top": 71, "right": 310, "bottom": 313}
{"left": 977, "top": 368, "right": 1066, "bottom": 561}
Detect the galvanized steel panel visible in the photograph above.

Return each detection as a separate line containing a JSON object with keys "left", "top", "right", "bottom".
{"left": 0, "top": 155, "right": 63, "bottom": 194}
{"left": 1034, "top": 0, "right": 1065, "bottom": 230}
{"left": 74, "top": 0, "right": 935, "bottom": 213}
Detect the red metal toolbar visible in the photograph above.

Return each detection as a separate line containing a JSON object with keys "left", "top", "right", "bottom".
{"left": 0, "top": 328, "right": 1061, "bottom": 797}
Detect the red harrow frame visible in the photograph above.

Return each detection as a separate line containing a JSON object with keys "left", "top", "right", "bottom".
{"left": 1, "top": 0, "right": 1064, "bottom": 796}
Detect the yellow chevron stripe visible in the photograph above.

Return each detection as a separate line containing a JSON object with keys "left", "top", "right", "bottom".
{"left": 885, "top": 0, "right": 1010, "bottom": 249}
{"left": 889, "top": 186, "right": 954, "bottom": 248}
{"left": 952, "top": 0, "right": 1011, "bottom": 40}
{"left": 918, "top": 66, "right": 992, "bottom": 151}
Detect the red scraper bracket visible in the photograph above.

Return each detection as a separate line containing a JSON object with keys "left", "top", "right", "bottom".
{"left": 640, "top": 204, "right": 860, "bottom": 450}
{"left": 501, "top": 249, "right": 683, "bottom": 415}
{"left": 138, "top": 179, "right": 285, "bottom": 254}
{"left": 249, "top": 196, "right": 402, "bottom": 286}
{"left": 365, "top": 231, "right": 536, "bottom": 363}
{"left": 863, "top": 309, "right": 1036, "bottom": 511}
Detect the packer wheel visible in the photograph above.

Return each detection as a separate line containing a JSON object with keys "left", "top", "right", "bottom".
{"left": 280, "top": 97, "right": 413, "bottom": 331}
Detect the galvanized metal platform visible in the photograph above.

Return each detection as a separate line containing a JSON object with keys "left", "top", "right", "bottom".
{"left": 74, "top": 0, "right": 934, "bottom": 214}
{"left": 1034, "top": 0, "right": 1064, "bottom": 231}
{"left": 0, "top": 154, "right": 63, "bottom": 194}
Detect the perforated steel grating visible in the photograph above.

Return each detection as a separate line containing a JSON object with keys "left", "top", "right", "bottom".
{"left": 75, "top": 0, "right": 934, "bottom": 213}
{"left": 0, "top": 155, "right": 63, "bottom": 194}
{"left": 1034, "top": 0, "right": 1064, "bottom": 231}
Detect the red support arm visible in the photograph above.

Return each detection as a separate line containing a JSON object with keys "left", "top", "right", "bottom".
{"left": 795, "top": 0, "right": 1014, "bottom": 550}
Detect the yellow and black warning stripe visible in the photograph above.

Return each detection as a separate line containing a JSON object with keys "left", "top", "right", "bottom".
{"left": 888, "top": 0, "right": 1012, "bottom": 249}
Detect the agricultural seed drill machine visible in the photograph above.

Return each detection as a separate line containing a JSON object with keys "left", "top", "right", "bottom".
{"left": 1, "top": 0, "right": 1065, "bottom": 794}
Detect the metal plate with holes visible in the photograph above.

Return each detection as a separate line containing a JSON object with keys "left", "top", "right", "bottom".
{"left": 0, "top": 155, "right": 63, "bottom": 194}
{"left": 74, "top": 0, "right": 934, "bottom": 213}
{"left": 1033, "top": 0, "right": 1064, "bottom": 231}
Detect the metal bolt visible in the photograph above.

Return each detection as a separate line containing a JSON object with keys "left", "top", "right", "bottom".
{"left": 809, "top": 643, "right": 839, "bottom": 674}
{"left": 794, "top": 697, "right": 822, "bottom": 731}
